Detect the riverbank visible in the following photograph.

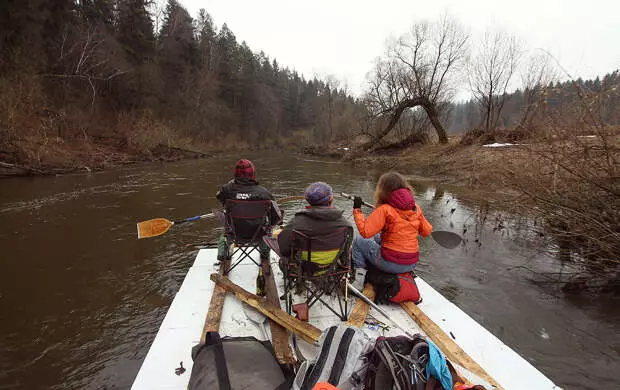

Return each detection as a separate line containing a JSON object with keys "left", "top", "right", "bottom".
{"left": 0, "top": 134, "right": 212, "bottom": 178}
{"left": 349, "top": 141, "right": 519, "bottom": 188}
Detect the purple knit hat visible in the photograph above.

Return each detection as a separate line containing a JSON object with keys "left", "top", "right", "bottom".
{"left": 304, "top": 182, "right": 333, "bottom": 206}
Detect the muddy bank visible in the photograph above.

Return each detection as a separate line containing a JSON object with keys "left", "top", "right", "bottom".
{"left": 303, "top": 141, "right": 526, "bottom": 199}
{"left": 0, "top": 137, "right": 211, "bottom": 178}
{"left": 348, "top": 142, "right": 522, "bottom": 188}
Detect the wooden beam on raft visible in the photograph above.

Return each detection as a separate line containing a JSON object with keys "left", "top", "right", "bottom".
{"left": 210, "top": 273, "right": 322, "bottom": 344}
{"left": 401, "top": 301, "right": 502, "bottom": 389}
{"left": 346, "top": 283, "right": 376, "bottom": 327}
{"left": 200, "top": 259, "right": 231, "bottom": 343}
{"left": 262, "top": 259, "right": 296, "bottom": 365}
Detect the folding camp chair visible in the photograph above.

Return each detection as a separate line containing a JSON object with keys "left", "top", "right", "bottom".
{"left": 223, "top": 199, "right": 276, "bottom": 274}
{"left": 282, "top": 227, "right": 352, "bottom": 321}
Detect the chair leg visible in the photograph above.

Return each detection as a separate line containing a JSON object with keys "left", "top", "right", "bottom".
{"left": 283, "top": 270, "right": 293, "bottom": 315}
{"left": 225, "top": 245, "right": 261, "bottom": 274}
{"left": 307, "top": 276, "right": 349, "bottom": 321}
{"left": 238, "top": 245, "right": 261, "bottom": 267}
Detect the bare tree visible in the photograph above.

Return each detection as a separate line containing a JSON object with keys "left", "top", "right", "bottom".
{"left": 469, "top": 30, "right": 522, "bottom": 136}
{"left": 361, "top": 15, "right": 469, "bottom": 149}
{"left": 50, "top": 25, "right": 128, "bottom": 113}
{"left": 518, "top": 51, "right": 557, "bottom": 130}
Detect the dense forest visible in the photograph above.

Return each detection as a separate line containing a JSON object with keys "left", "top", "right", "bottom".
{"left": 1, "top": 2, "right": 618, "bottom": 166}
{"left": 0, "top": 0, "right": 363, "bottom": 169}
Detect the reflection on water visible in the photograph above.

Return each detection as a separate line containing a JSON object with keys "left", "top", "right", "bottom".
{"left": 0, "top": 153, "right": 618, "bottom": 389}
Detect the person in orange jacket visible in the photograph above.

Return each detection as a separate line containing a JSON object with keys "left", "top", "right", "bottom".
{"left": 352, "top": 171, "right": 433, "bottom": 273}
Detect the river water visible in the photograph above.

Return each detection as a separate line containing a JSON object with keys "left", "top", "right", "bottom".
{"left": 0, "top": 152, "right": 618, "bottom": 389}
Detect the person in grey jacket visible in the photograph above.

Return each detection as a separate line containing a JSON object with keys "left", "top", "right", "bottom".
{"left": 277, "top": 182, "right": 353, "bottom": 258}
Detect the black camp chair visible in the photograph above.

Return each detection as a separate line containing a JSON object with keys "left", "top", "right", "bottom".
{"left": 223, "top": 199, "right": 277, "bottom": 274}
{"left": 282, "top": 227, "right": 352, "bottom": 321}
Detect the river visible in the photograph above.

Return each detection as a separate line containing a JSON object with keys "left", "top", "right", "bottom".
{"left": 0, "top": 152, "right": 618, "bottom": 389}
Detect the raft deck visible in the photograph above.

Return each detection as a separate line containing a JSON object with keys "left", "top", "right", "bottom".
{"left": 132, "top": 249, "right": 560, "bottom": 389}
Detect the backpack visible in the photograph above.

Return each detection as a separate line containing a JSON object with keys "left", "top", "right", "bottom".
{"left": 365, "top": 335, "right": 430, "bottom": 390}
{"left": 188, "top": 332, "right": 294, "bottom": 390}
{"left": 365, "top": 268, "right": 421, "bottom": 304}
{"left": 292, "top": 325, "right": 375, "bottom": 390}
{"left": 365, "top": 335, "right": 472, "bottom": 390}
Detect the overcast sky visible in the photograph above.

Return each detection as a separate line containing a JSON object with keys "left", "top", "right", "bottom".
{"left": 178, "top": 0, "right": 619, "bottom": 97}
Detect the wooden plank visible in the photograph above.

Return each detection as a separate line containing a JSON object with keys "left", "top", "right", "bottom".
{"left": 200, "top": 259, "right": 230, "bottom": 343}
{"left": 211, "top": 273, "right": 322, "bottom": 344}
{"left": 346, "top": 283, "right": 376, "bottom": 327}
{"left": 262, "top": 259, "right": 296, "bottom": 365}
{"left": 401, "top": 301, "right": 502, "bottom": 389}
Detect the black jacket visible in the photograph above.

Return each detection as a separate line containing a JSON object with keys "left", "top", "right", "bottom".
{"left": 216, "top": 178, "right": 281, "bottom": 227}
{"left": 216, "top": 178, "right": 275, "bottom": 203}
{"left": 278, "top": 206, "right": 353, "bottom": 256}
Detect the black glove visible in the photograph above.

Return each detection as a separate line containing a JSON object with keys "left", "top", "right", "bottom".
{"left": 353, "top": 196, "right": 363, "bottom": 209}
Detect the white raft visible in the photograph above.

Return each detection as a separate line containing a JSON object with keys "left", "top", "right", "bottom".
{"left": 132, "top": 249, "right": 561, "bottom": 390}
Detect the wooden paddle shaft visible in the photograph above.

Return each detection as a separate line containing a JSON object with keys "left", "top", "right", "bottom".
{"left": 348, "top": 283, "right": 415, "bottom": 338}
{"left": 210, "top": 273, "right": 322, "bottom": 344}
{"left": 340, "top": 192, "right": 374, "bottom": 208}
{"left": 346, "top": 283, "right": 376, "bottom": 327}
{"left": 201, "top": 258, "right": 231, "bottom": 342}
{"left": 261, "top": 258, "right": 296, "bottom": 364}
{"left": 401, "top": 301, "right": 502, "bottom": 389}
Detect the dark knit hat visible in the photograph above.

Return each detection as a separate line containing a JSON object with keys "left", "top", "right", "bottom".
{"left": 233, "top": 159, "right": 256, "bottom": 180}
{"left": 305, "top": 182, "right": 333, "bottom": 206}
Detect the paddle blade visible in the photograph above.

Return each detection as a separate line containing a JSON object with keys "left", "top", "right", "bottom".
{"left": 137, "top": 218, "right": 174, "bottom": 239}
{"left": 431, "top": 231, "right": 462, "bottom": 249}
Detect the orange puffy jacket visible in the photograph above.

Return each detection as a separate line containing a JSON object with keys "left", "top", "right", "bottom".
{"left": 353, "top": 191, "right": 432, "bottom": 261}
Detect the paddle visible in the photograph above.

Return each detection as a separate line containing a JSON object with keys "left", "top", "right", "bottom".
{"left": 136, "top": 195, "right": 305, "bottom": 239}
{"left": 340, "top": 192, "right": 462, "bottom": 249}
{"left": 348, "top": 283, "right": 415, "bottom": 338}
{"left": 137, "top": 214, "right": 212, "bottom": 239}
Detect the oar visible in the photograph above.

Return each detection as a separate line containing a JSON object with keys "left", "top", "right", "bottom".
{"left": 348, "top": 283, "right": 415, "bottom": 338}
{"left": 136, "top": 195, "right": 306, "bottom": 239}
{"left": 340, "top": 192, "right": 462, "bottom": 249}
{"left": 137, "top": 214, "right": 212, "bottom": 239}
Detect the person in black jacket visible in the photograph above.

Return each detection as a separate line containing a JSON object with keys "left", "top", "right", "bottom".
{"left": 277, "top": 182, "right": 352, "bottom": 262}
{"left": 216, "top": 159, "right": 281, "bottom": 261}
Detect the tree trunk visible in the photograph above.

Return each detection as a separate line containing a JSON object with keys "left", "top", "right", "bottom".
{"left": 422, "top": 102, "right": 448, "bottom": 144}
{"left": 359, "top": 96, "right": 448, "bottom": 151}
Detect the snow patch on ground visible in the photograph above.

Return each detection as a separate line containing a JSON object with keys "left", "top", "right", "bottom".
{"left": 483, "top": 143, "right": 519, "bottom": 148}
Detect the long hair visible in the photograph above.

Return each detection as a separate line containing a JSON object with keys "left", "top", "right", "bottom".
{"left": 373, "top": 171, "right": 413, "bottom": 206}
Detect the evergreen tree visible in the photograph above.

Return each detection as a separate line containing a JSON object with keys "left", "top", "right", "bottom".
{"left": 117, "top": 0, "right": 155, "bottom": 64}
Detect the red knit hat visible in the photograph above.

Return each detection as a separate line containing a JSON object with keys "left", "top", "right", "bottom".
{"left": 234, "top": 159, "right": 256, "bottom": 180}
